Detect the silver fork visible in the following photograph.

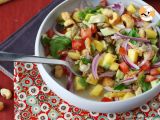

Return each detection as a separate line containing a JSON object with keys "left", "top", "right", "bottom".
{"left": 0, "top": 51, "right": 80, "bottom": 76}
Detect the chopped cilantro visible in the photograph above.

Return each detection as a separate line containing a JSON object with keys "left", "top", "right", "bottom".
{"left": 114, "top": 84, "right": 128, "bottom": 91}
{"left": 79, "top": 77, "right": 88, "bottom": 87}
{"left": 81, "top": 58, "right": 91, "bottom": 65}
{"left": 49, "top": 36, "right": 71, "bottom": 58}
{"left": 138, "top": 72, "right": 151, "bottom": 92}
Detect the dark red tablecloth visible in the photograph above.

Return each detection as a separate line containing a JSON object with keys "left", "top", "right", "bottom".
{"left": 0, "top": 0, "right": 159, "bottom": 120}
{"left": 0, "top": 0, "right": 51, "bottom": 120}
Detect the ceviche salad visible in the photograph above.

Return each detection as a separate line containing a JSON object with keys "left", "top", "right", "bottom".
{"left": 41, "top": 1, "right": 160, "bottom": 102}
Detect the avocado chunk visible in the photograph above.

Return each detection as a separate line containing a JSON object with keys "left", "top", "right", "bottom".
{"left": 100, "top": 28, "right": 116, "bottom": 36}
{"left": 116, "top": 70, "right": 124, "bottom": 80}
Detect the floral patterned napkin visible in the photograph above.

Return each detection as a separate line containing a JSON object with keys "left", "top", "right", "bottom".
{"left": 14, "top": 62, "right": 160, "bottom": 120}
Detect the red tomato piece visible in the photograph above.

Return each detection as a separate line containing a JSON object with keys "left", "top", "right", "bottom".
{"left": 119, "top": 62, "right": 129, "bottom": 74}
{"left": 80, "top": 28, "right": 92, "bottom": 39}
{"left": 141, "top": 61, "right": 150, "bottom": 71}
{"left": 91, "top": 24, "right": 97, "bottom": 34}
{"left": 46, "top": 29, "right": 55, "bottom": 38}
{"left": 58, "top": 50, "right": 68, "bottom": 60}
{"left": 119, "top": 47, "right": 127, "bottom": 55}
{"left": 150, "top": 68, "right": 160, "bottom": 76}
{"left": 145, "top": 75, "right": 157, "bottom": 82}
{"left": 72, "top": 39, "right": 85, "bottom": 51}
{"left": 101, "top": 97, "right": 112, "bottom": 102}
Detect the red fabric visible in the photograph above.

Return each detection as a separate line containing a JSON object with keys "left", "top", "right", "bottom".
{"left": 0, "top": 71, "right": 14, "bottom": 120}
{"left": 0, "top": 0, "right": 52, "bottom": 43}
{"left": 0, "top": 0, "right": 51, "bottom": 120}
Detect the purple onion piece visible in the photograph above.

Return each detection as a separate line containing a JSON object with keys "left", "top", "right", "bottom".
{"left": 99, "top": 71, "right": 116, "bottom": 78}
{"left": 122, "top": 39, "right": 130, "bottom": 49}
{"left": 108, "top": 2, "right": 125, "bottom": 15}
{"left": 154, "top": 62, "right": 160, "bottom": 66}
{"left": 92, "top": 54, "right": 100, "bottom": 79}
{"left": 115, "top": 33, "right": 150, "bottom": 43}
{"left": 66, "top": 70, "right": 73, "bottom": 91}
{"left": 122, "top": 55, "right": 140, "bottom": 70}
{"left": 121, "top": 77, "right": 137, "bottom": 85}
{"left": 53, "top": 24, "right": 65, "bottom": 36}
{"left": 156, "top": 27, "right": 160, "bottom": 55}
{"left": 135, "top": 21, "right": 144, "bottom": 27}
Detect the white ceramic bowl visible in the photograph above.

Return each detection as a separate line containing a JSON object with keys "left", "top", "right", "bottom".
{"left": 35, "top": 0, "right": 160, "bottom": 113}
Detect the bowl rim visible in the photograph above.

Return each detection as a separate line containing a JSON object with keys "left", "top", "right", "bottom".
{"left": 35, "top": 0, "right": 160, "bottom": 106}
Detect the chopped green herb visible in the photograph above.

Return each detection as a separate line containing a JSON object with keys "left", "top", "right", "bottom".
{"left": 81, "top": 58, "right": 91, "bottom": 65}
{"left": 150, "top": 38, "right": 158, "bottom": 45}
{"left": 78, "top": 11, "right": 86, "bottom": 20}
{"left": 91, "top": 43, "right": 96, "bottom": 52}
{"left": 121, "top": 30, "right": 128, "bottom": 35}
{"left": 50, "top": 36, "right": 71, "bottom": 58}
{"left": 128, "top": 28, "right": 140, "bottom": 37}
{"left": 114, "top": 84, "right": 128, "bottom": 90}
{"left": 79, "top": 77, "right": 88, "bottom": 87}
{"left": 137, "top": 72, "right": 151, "bottom": 92}
{"left": 78, "top": 6, "right": 101, "bottom": 20}
{"left": 85, "top": 6, "right": 101, "bottom": 14}
{"left": 104, "top": 64, "right": 110, "bottom": 70}
{"left": 152, "top": 55, "right": 159, "bottom": 64}
{"left": 130, "top": 40, "right": 137, "bottom": 45}
{"left": 41, "top": 35, "right": 51, "bottom": 46}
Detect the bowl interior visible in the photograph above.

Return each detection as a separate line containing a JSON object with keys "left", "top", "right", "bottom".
{"left": 36, "top": 0, "right": 160, "bottom": 101}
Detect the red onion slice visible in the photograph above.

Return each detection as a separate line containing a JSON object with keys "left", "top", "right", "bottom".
{"left": 138, "top": 44, "right": 152, "bottom": 67}
{"left": 99, "top": 71, "right": 116, "bottom": 78}
{"left": 156, "top": 27, "right": 160, "bottom": 54}
{"left": 53, "top": 24, "right": 65, "bottom": 36}
{"left": 122, "top": 55, "right": 140, "bottom": 70}
{"left": 121, "top": 40, "right": 139, "bottom": 70}
{"left": 121, "top": 77, "right": 137, "bottom": 85}
{"left": 108, "top": 2, "right": 125, "bottom": 15}
{"left": 66, "top": 70, "right": 73, "bottom": 91}
{"left": 92, "top": 54, "right": 100, "bottom": 79}
{"left": 152, "top": 62, "right": 160, "bottom": 68}
{"left": 122, "top": 39, "right": 130, "bottom": 49}
{"left": 115, "top": 33, "right": 150, "bottom": 43}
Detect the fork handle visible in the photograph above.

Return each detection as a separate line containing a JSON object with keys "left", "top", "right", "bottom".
{"left": 0, "top": 51, "right": 67, "bottom": 65}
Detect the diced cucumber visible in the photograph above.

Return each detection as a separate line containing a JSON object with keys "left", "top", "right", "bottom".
{"left": 151, "top": 79, "right": 160, "bottom": 88}
{"left": 116, "top": 70, "right": 124, "bottom": 80}
{"left": 100, "top": 28, "right": 116, "bottom": 36}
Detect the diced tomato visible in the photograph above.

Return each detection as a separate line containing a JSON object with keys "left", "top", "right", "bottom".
{"left": 141, "top": 61, "right": 150, "bottom": 71}
{"left": 46, "top": 29, "right": 55, "bottom": 38}
{"left": 91, "top": 24, "right": 97, "bottom": 34}
{"left": 150, "top": 68, "right": 160, "bottom": 76}
{"left": 58, "top": 51, "right": 68, "bottom": 60}
{"left": 72, "top": 39, "right": 85, "bottom": 51}
{"left": 44, "top": 45, "right": 50, "bottom": 56}
{"left": 101, "top": 97, "right": 112, "bottom": 102}
{"left": 145, "top": 75, "right": 157, "bottom": 82}
{"left": 119, "top": 47, "right": 127, "bottom": 55}
{"left": 80, "top": 28, "right": 92, "bottom": 39}
{"left": 62, "top": 67, "right": 68, "bottom": 75}
{"left": 119, "top": 62, "right": 129, "bottom": 74}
